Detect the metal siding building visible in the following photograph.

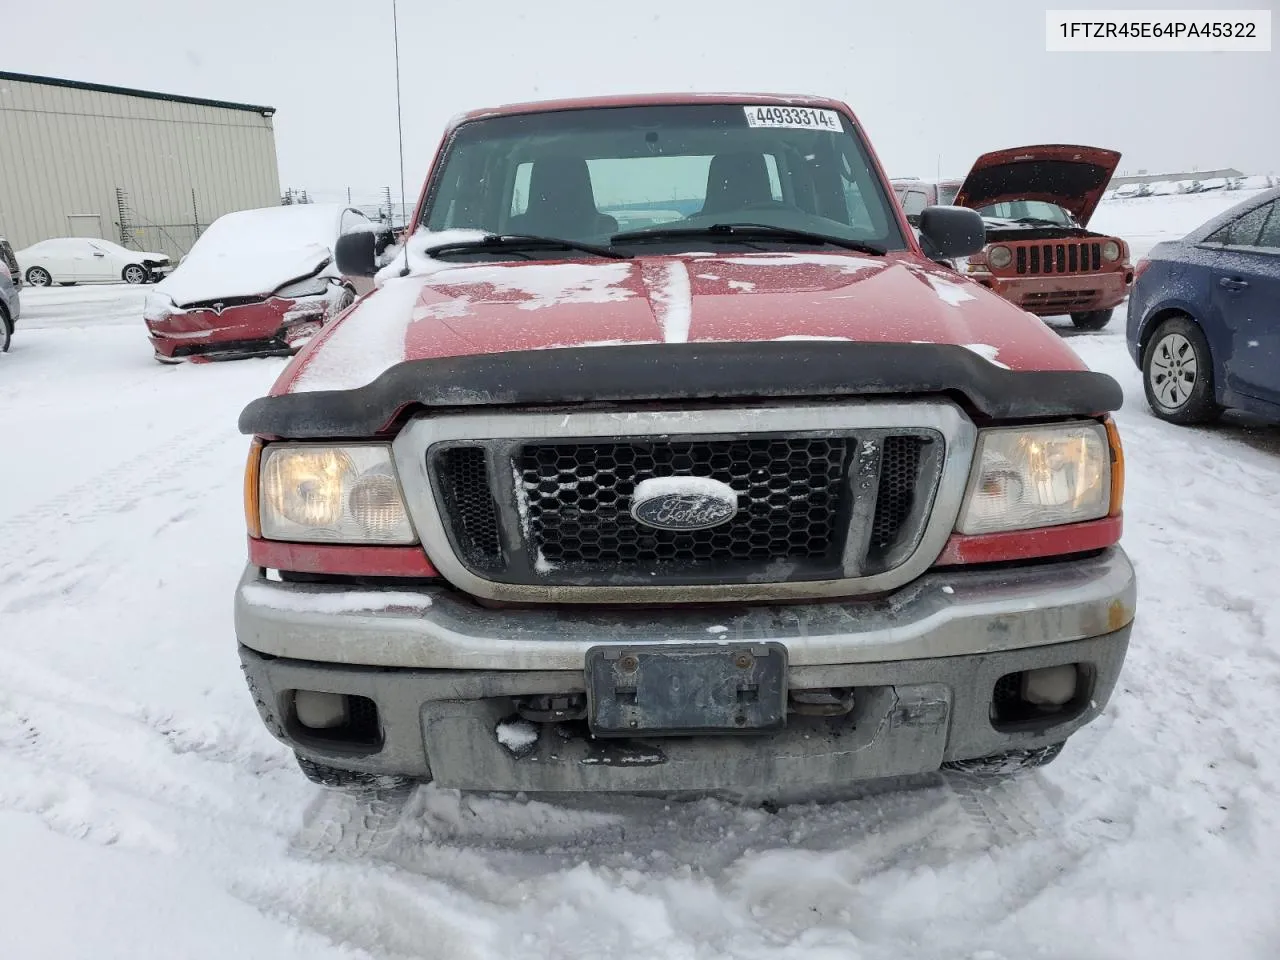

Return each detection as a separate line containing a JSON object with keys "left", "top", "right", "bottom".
{"left": 0, "top": 72, "right": 281, "bottom": 259}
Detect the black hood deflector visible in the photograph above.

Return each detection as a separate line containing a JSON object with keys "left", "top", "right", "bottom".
{"left": 239, "top": 342, "right": 1123, "bottom": 438}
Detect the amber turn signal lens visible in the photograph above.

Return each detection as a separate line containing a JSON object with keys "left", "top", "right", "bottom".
{"left": 244, "top": 438, "right": 264, "bottom": 539}
{"left": 1104, "top": 416, "right": 1125, "bottom": 517}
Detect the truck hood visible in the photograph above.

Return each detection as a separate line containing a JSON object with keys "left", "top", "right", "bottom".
{"left": 278, "top": 251, "right": 1088, "bottom": 395}
{"left": 952, "top": 145, "right": 1121, "bottom": 226}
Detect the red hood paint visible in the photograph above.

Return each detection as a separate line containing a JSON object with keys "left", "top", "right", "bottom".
{"left": 274, "top": 252, "right": 1087, "bottom": 395}
{"left": 953, "top": 144, "right": 1122, "bottom": 226}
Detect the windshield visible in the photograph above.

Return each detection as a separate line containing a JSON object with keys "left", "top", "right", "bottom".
{"left": 422, "top": 104, "right": 907, "bottom": 253}
{"left": 937, "top": 183, "right": 960, "bottom": 206}
{"left": 975, "top": 199, "right": 1075, "bottom": 225}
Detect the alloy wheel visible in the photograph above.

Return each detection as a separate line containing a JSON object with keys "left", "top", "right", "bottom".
{"left": 1148, "top": 332, "right": 1198, "bottom": 409}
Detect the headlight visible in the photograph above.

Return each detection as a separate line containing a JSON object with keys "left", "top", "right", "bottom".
{"left": 258, "top": 443, "right": 416, "bottom": 543}
{"left": 1101, "top": 240, "right": 1121, "bottom": 262}
{"left": 957, "top": 423, "right": 1111, "bottom": 535}
{"left": 143, "top": 293, "right": 175, "bottom": 324}
{"left": 987, "top": 245, "right": 1013, "bottom": 269}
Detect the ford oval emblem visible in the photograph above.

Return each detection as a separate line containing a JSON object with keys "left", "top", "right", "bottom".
{"left": 630, "top": 476, "right": 739, "bottom": 531}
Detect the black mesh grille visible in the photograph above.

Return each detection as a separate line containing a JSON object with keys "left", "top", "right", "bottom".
{"left": 435, "top": 447, "right": 502, "bottom": 568}
{"left": 870, "top": 436, "right": 926, "bottom": 550}
{"left": 518, "top": 438, "right": 848, "bottom": 569}
{"left": 429, "top": 429, "right": 938, "bottom": 586}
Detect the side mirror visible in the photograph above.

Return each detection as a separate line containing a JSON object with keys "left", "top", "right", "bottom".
{"left": 334, "top": 229, "right": 379, "bottom": 278}
{"left": 918, "top": 205, "right": 985, "bottom": 260}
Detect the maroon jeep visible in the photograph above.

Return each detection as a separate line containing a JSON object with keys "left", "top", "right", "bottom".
{"left": 896, "top": 146, "right": 1134, "bottom": 331}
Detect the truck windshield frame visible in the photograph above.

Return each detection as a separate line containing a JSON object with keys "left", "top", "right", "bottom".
{"left": 419, "top": 104, "right": 909, "bottom": 254}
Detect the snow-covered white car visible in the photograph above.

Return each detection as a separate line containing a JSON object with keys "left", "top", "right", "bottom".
{"left": 16, "top": 237, "right": 172, "bottom": 286}
{"left": 144, "top": 204, "right": 375, "bottom": 364}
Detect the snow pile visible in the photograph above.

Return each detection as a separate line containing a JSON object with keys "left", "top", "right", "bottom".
{"left": 1103, "top": 174, "right": 1276, "bottom": 202}
{"left": 239, "top": 583, "right": 432, "bottom": 614}
{"left": 156, "top": 204, "right": 349, "bottom": 307}
{"left": 633, "top": 475, "right": 736, "bottom": 501}
{"left": 494, "top": 719, "right": 539, "bottom": 756}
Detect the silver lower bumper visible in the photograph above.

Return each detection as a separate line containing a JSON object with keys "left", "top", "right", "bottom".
{"left": 234, "top": 548, "right": 1135, "bottom": 671}
{"left": 235, "top": 549, "right": 1135, "bottom": 796}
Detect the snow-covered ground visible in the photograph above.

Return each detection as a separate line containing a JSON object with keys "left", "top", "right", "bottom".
{"left": 2, "top": 189, "right": 1278, "bottom": 960}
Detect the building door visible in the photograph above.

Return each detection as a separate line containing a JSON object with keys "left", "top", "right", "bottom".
{"left": 66, "top": 214, "right": 103, "bottom": 239}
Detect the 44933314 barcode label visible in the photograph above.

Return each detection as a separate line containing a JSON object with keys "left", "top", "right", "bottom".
{"left": 743, "top": 105, "right": 842, "bottom": 130}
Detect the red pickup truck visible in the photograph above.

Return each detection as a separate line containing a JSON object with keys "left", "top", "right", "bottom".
{"left": 234, "top": 93, "right": 1135, "bottom": 800}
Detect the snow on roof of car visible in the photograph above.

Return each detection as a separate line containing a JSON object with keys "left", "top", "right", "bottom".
{"left": 155, "top": 204, "right": 352, "bottom": 307}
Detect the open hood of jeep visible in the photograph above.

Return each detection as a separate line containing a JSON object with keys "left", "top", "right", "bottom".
{"left": 953, "top": 145, "right": 1121, "bottom": 226}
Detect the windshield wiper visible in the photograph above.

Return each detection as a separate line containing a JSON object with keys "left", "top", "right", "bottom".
{"left": 1013, "top": 217, "right": 1069, "bottom": 227}
{"left": 423, "top": 233, "right": 632, "bottom": 260}
{"left": 610, "top": 223, "right": 886, "bottom": 256}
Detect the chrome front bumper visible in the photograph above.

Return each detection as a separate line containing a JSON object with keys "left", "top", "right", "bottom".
{"left": 235, "top": 549, "right": 1135, "bottom": 795}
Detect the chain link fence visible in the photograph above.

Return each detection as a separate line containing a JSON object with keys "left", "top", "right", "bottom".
{"left": 120, "top": 222, "right": 203, "bottom": 258}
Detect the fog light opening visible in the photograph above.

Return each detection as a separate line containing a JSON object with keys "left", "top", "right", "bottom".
{"left": 991, "top": 664, "right": 1087, "bottom": 730}
{"left": 288, "top": 690, "right": 382, "bottom": 749}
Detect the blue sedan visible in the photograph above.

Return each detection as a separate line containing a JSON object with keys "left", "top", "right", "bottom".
{"left": 1126, "top": 187, "right": 1280, "bottom": 425}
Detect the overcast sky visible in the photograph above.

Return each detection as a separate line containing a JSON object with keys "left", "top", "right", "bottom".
{"left": 6, "top": 0, "right": 1276, "bottom": 205}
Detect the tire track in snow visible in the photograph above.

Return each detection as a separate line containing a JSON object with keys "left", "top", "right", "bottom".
{"left": 0, "top": 424, "right": 238, "bottom": 612}
{"left": 267, "top": 780, "right": 1061, "bottom": 959}
{"left": 0, "top": 648, "right": 295, "bottom": 842}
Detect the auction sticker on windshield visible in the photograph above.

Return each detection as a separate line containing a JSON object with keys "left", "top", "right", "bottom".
{"left": 743, "top": 106, "right": 842, "bottom": 130}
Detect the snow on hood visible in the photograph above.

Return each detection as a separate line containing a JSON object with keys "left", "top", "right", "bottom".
{"left": 154, "top": 205, "right": 348, "bottom": 307}
{"left": 954, "top": 144, "right": 1121, "bottom": 226}
{"left": 278, "top": 250, "right": 1088, "bottom": 394}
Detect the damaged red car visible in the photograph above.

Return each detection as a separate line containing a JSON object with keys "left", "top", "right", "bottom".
{"left": 904, "top": 146, "right": 1134, "bottom": 331}
{"left": 144, "top": 204, "right": 374, "bottom": 363}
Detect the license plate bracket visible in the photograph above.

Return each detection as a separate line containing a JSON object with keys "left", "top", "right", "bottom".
{"left": 585, "top": 642, "right": 788, "bottom": 737}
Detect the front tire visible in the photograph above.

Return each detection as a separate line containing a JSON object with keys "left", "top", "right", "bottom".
{"left": 122, "top": 264, "right": 148, "bottom": 285}
{"left": 1071, "top": 308, "right": 1113, "bottom": 331}
{"left": 25, "top": 267, "right": 51, "bottom": 287}
{"left": 0, "top": 305, "right": 11, "bottom": 353}
{"left": 296, "top": 755, "right": 414, "bottom": 791}
{"left": 942, "top": 742, "right": 1065, "bottom": 780}
{"left": 1142, "top": 314, "right": 1222, "bottom": 425}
